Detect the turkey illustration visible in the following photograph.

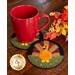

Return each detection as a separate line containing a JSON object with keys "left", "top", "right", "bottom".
{"left": 28, "top": 39, "right": 64, "bottom": 68}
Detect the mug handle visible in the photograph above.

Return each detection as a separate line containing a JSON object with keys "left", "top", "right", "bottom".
{"left": 38, "top": 13, "right": 50, "bottom": 31}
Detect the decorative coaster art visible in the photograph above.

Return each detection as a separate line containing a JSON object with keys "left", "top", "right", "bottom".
{"left": 28, "top": 39, "right": 64, "bottom": 68}
{"left": 11, "top": 33, "right": 39, "bottom": 49}
{"left": 10, "top": 54, "right": 26, "bottom": 71}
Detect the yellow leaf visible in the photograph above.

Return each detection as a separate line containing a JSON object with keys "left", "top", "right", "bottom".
{"left": 62, "top": 29, "right": 67, "bottom": 36}
{"left": 55, "top": 27, "right": 60, "bottom": 32}
{"left": 64, "top": 24, "right": 68, "bottom": 29}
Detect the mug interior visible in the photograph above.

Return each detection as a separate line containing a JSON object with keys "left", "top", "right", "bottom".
{"left": 11, "top": 5, "right": 38, "bottom": 19}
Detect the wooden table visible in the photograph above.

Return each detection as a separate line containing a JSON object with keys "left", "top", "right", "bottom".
{"left": 7, "top": 0, "right": 68, "bottom": 75}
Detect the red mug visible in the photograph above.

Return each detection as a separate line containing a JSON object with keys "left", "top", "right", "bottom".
{"left": 10, "top": 5, "right": 50, "bottom": 43}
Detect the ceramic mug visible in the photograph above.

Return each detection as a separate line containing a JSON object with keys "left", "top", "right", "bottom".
{"left": 10, "top": 5, "right": 50, "bottom": 43}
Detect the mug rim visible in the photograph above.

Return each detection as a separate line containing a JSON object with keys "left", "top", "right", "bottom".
{"left": 10, "top": 5, "right": 39, "bottom": 20}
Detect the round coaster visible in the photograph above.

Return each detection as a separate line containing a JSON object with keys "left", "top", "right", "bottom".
{"left": 11, "top": 37, "right": 31, "bottom": 49}
{"left": 10, "top": 54, "right": 26, "bottom": 71}
{"left": 28, "top": 39, "right": 64, "bottom": 68}
{"left": 11, "top": 33, "right": 38, "bottom": 49}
